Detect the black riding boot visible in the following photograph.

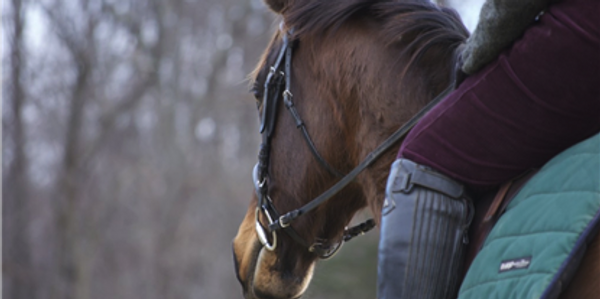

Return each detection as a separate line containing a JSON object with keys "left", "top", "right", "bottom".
{"left": 377, "top": 159, "right": 473, "bottom": 299}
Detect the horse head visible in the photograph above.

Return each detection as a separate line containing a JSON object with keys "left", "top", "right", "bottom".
{"left": 233, "top": 1, "right": 467, "bottom": 298}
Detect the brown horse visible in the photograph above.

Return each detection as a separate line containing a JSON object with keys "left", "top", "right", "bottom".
{"left": 232, "top": 0, "right": 600, "bottom": 298}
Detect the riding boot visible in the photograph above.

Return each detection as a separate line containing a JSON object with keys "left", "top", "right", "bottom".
{"left": 377, "top": 159, "right": 473, "bottom": 299}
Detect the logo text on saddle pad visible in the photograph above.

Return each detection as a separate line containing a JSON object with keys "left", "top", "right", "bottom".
{"left": 499, "top": 256, "right": 532, "bottom": 273}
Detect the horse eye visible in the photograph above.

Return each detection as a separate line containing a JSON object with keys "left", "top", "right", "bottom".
{"left": 252, "top": 88, "right": 261, "bottom": 100}
{"left": 250, "top": 83, "right": 263, "bottom": 107}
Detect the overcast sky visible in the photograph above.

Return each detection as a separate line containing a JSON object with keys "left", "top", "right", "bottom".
{"left": 450, "top": 0, "right": 485, "bottom": 32}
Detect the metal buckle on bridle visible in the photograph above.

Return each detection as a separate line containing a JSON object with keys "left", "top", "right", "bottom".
{"left": 278, "top": 215, "right": 290, "bottom": 228}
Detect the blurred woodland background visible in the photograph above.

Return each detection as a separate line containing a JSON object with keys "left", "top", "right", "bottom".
{"left": 2, "top": 0, "right": 482, "bottom": 298}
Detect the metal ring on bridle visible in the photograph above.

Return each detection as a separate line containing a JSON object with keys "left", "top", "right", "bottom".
{"left": 255, "top": 207, "right": 277, "bottom": 251}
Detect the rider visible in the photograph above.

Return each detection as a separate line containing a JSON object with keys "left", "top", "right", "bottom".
{"left": 377, "top": 0, "right": 600, "bottom": 298}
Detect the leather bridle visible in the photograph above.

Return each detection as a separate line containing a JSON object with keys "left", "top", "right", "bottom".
{"left": 253, "top": 26, "right": 454, "bottom": 259}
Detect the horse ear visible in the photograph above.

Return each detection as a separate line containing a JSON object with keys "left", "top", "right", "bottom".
{"left": 263, "top": 0, "right": 287, "bottom": 13}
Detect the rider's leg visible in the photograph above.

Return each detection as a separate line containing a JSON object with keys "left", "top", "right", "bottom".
{"left": 378, "top": 0, "right": 600, "bottom": 298}
{"left": 400, "top": 0, "right": 600, "bottom": 191}
{"left": 377, "top": 159, "right": 472, "bottom": 299}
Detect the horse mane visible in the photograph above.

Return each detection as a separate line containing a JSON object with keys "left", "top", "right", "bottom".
{"left": 284, "top": 0, "right": 468, "bottom": 76}
{"left": 251, "top": 1, "right": 467, "bottom": 93}
{"left": 285, "top": 0, "right": 466, "bottom": 39}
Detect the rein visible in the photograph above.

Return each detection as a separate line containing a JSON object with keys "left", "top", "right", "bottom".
{"left": 254, "top": 27, "right": 454, "bottom": 258}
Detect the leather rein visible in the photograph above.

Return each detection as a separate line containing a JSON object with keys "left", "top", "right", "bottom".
{"left": 253, "top": 27, "right": 454, "bottom": 258}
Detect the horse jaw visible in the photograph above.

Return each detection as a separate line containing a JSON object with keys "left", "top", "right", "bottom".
{"left": 233, "top": 206, "right": 316, "bottom": 299}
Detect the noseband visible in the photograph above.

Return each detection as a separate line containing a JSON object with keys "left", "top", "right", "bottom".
{"left": 253, "top": 26, "right": 454, "bottom": 258}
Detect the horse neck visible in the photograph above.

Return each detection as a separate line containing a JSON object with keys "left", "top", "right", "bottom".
{"left": 350, "top": 36, "right": 457, "bottom": 221}
{"left": 295, "top": 22, "right": 458, "bottom": 222}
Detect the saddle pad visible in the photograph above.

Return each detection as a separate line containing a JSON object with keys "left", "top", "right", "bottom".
{"left": 458, "top": 132, "right": 600, "bottom": 299}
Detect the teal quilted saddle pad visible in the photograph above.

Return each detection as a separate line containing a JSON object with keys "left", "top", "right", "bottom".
{"left": 458, "top": 132, "right": 600, "bottom": 299}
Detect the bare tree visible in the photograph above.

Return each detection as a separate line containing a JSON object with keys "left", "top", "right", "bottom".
{"left": 37, "top": 1, "right": 167, "bottom": 298}
{"left": 2, "top": 0, "right": 364, "bottom": 297}
{"left": 3, "top": 0, "right": 36, "bottom": 298}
